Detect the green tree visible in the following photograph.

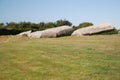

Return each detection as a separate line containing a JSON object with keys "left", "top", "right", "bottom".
{"left": 37, "top": 22, "right": 45, "bottom": 30}
{"left": 6, "top": 22, "right": 19, "bottom": 30}
{"left": 18, "top": 22, "right": 34, "bottom": 31}
{"left": 55, "top": 19, "right": 72, "bottom": 26}
{"left": 44, "top": 22, "right": 56, "bottom": 29}
{"left": 0, "top": 23, "right": 5, "bottom": 29}
{"left": 30, "top": 23, "right": 39, "bottom": 31}
{"left": 77, "top": 22, "right": 93, "bottom": 29}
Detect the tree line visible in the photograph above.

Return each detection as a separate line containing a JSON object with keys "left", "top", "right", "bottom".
{"left": 0, "top": 19, "right": 118, "bottom": 35}
{"left": 0, "top": 20, "right": 93, "bottom": 35}
{"left": 0, "top": 20, "right": 72, "bottom": 31}
{"left": 0, "top": 20, "right": 72, "bottom": 35}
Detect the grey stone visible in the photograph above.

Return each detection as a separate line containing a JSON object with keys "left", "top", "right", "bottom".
{"left": 72, "top": 23, "right": 115, "bottom": 36}
{"left": 18, "top": 30, "right": 32, "bottom": 36}
{"left": 29, "top": 26, "right": 74, "bottom": 38}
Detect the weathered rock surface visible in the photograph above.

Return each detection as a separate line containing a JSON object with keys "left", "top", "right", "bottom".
{"left": 72, "top": 23, "right": 115, "bottom": 36}
{"left": 28, "top": 31, "right": 43, "bottom": 38}
{"left": 118, "top": 29, "right": 120, "bottom": 34}
{"left": 18, "top": 30, "right": 31, "bottom": 36}
{"left": 29, "top": 26, "right": 74, "bottom": 38}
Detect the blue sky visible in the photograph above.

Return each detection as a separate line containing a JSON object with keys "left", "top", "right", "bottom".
{"left": 0, "top": 0, "right": 120, "bottom": 29}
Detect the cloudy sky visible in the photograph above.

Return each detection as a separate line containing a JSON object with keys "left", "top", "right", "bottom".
{"left": 0, "top": 0, "right": 120, "bottom": 29}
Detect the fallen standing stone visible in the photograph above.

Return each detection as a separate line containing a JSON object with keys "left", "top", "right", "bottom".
{"left": 72, "top": 23, "right": 115, "bottom": 36}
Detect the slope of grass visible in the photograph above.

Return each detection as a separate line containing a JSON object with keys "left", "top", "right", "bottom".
{"left": 0, "top": 35, "right": 120, "bottom": 80}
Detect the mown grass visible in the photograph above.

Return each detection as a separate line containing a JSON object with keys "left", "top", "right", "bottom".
{"left": 0, "top": 35, "right": 120, "bottom": 80}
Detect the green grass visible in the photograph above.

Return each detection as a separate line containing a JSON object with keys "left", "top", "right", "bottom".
{"left": 0, "top": 35, "right": 120, "bottom": 80}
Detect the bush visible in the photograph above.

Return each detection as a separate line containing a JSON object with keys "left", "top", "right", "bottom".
{"left": 0, "top": 28, "right": 23, "bottom": 35}
{"left": 76, "top": 22, "right": 93, "bottom": 29}
{"left": 55, "top": 19, "right": 72, "bottom": 26}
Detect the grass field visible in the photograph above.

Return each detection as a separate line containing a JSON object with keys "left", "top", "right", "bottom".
{"left": 0, "top": 35, "right": 120, "bottom": 80}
